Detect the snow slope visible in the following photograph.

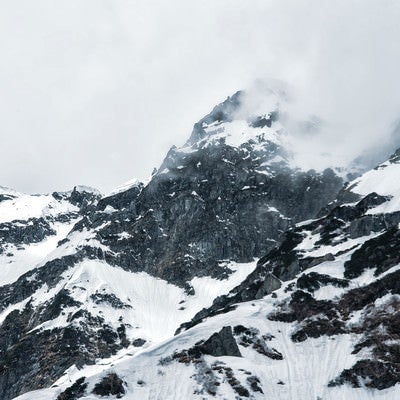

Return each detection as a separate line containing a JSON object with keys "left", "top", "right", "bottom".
{"left": 16, "top": 271, "right": 400, "bottom": 400}
{"left": 0, "top": 188, "right": 91, "bottom": 285}
{"left": 26, "top": 259, "right": 257, "bottom": 344}
{"left": 348, "top": 154, "right": 400, "bottom": 214}
{"left": 0, "top": 220, "right": 76, "bottom": 286}
{"left": 0, "top": 190, "right": 78, "bottom": 223}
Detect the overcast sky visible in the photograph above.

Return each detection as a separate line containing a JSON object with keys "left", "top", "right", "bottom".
{"left": 1, "top": 0, "right": 400, "bottom": 194}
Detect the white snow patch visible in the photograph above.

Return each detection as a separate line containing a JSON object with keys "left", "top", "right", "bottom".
{"left": 0, "top": 220, "right": 78, "bottom": 286}
{"left": 0, "top": 193, "right": 77, "bottom": 223}
{"left": 349, "top": 161, "right": 400, "bottom": 214}
{"left": 107, "top": 178, "right": 143, "bottom": 197}
{"left": 27, "top": 260, "right": 257, "bottom": 344}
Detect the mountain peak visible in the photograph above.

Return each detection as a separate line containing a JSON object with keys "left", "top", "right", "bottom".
{"left": 186, "top": 85, "right": 285, "bottom": 148}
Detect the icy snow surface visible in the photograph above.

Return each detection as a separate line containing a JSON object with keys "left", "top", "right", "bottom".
{"left": 28, "top": 259, "right": 257, "bottom": 342}
{"left": 349, "top": 161, "right": 400, "bottom": 213}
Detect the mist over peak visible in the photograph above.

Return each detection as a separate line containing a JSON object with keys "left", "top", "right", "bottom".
{"left": 0, "top": 0, "right": 399, "bottom": 194}
{"left": 181, "top": 77, "right": 399, "bottom": 182}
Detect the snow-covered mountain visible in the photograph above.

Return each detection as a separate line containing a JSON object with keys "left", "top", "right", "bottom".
{"left": 1, "top": 87, "right": 400, "bottom": 399}
{"left": 0, "top": 186, "right": 99, "bottom": 286}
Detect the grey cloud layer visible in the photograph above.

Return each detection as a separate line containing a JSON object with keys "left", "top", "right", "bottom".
{"left": 0, "top": 0, "right": 399, "bottom": 193}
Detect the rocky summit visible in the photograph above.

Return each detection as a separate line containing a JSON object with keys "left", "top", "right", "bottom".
{"left": 0, "top": 87, "right": 400, "bottom": 400}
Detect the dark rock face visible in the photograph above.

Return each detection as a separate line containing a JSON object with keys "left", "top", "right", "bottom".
{"left": 329, "top": 360, "right": 400, "bottom": 390}
{"left": 0, "top": 217, "right": 55, "bottom": 249}
{"left": 132, "top": 338, "right": 146, "bottom": 347}
{"left": 163, "top": 327, "right": 241, "bottom": 367}
{"left": 178, "top": 188, "right": 400, "bottom": 335}
{"left": 200, "top": 326, "right": 242, "bottom": 358}
{"left": 67, "top": 187, "right": 100, "bottom": 213}
{"left": 297, "top": 272, "right": 349, "bottom": 292}
{"left": 78, "top": 148, "right": 342, "bottom": 288}
{"left": 97, "top": 184, "right": 143, "bottom": 212}
{"left": 90, "top": 292, "right": 132, "bottom": 309}
{"left": 344, "top": 227, "right": 400, "bottom": 278}
{"left": 64, "top": 92, "right": 343, "bottom": 288}
{"left": 0, "top": 276, "right": 130, "bottom": 400}
{"left": 234, "top": 325, "right": 282, "bottom": 360}
{"left": 0, "top": 193, "right": 15, "bottom": 203}
{"left": 92, "top": 373, "right": 126, "bottom": 398}
{"left": 57, "top": 377, "right": 87, "bottom": 400}
{"left": 254, "top": 272, "right": 282, "bottom": 298}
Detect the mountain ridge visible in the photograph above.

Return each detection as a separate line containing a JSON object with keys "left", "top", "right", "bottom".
{"left": 0, "top": 88, "right": 400, "bottom": 399}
